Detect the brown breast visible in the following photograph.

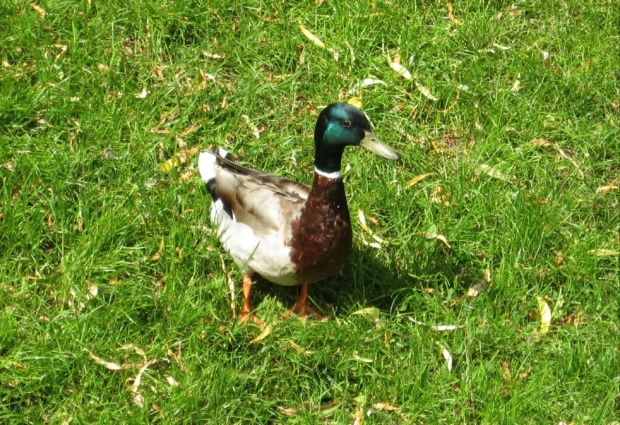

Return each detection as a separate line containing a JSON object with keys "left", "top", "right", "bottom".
{"left": 288, "top": 173, "right": 353, "bottom": 284}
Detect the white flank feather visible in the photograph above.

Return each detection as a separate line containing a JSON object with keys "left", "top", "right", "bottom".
{"left": 198, "top": 152, "right": 217, "bottom": 183}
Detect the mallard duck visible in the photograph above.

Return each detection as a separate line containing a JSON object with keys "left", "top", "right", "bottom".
{"left": 198, "top": 103, "right": 400, "bottom": 325}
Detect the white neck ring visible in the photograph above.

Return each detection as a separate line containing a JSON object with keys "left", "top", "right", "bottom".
{"left": 314, "top": 167, "right": 342, "bottom": 179}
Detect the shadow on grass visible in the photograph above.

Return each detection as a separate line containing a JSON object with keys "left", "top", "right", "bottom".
{"left": 245, "top": 243, "right": 475, "bottom": 319}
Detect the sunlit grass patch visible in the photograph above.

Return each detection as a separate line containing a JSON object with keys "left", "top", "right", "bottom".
{"left": 1, "top": 0, "right": 618, "bottom": 423}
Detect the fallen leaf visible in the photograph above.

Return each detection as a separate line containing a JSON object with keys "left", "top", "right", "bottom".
{"left": 167, "top": 346, "right": 189, "bottom": 372}
{"left": 554, "top": 251, "right": 564, "bottom": 266}
{"left": 389, "top": 62, "right": 412, "bottom": 80}
{"left": 587, "top": 249, "right": 620, "bottom": 257}
{"left": 348, "top": 96, "right": 363, "bottom": 109}
{"left": 241, "top": 115, "right": 260, "bottom": 139}
{"left": 429, "top": 185, "right": 451, "bottom": 205}
{"left": 118, "top": 344, "right": 147, "bottom": 361}
{"left": 564, "top": 310, "right": 586, "bottom": 326}
{"left": 178, "top": 170, "right": 196, "bottom": 182}
{"left": 152, "top": 64, "right": 166, "bottom": 79}
{"left": 537, "top": 296, "right": 552, "bottom": 335}
{"left": 345, "top": 77, "right": 387, "bottom": 95}
{"left": 440, "top": 344, "right": 453, "bottom": 372}
{"left": 314, "top": 401, "right": 341, "bottom": 412}
{"left": 446, "top": 3, "right": 460, "bottom": 24}
{"left": 357, "top": 209, "right": 373, "bottom": 234}
{"left": 77, "top": 209, "right": 84, "bottom": 231}
{"left": 344, "top": 40, "right": 355, "bottom": 62}
{"left": 431, "top": 324, "right": 461, "bottom": 331}
{"left": 353, "top": 406, "right": 364, "bottom": 425}
{"left": 530, "top": 138, "right": 554, "bottom": 147}
{"left": 483, "top": 267, "right": 491, "bottom": 283}
{"left": 225, "top": 266, "right": 236, "bottom": 317}
{"left": 358, "top": 211, "right": 383, "bottom": 247}
{"left": 352, "top": 353, "right": 373, "bottom": 363}
{"left": 198, "top": 70, "right": 218, "bottom": 89}
{"left": 249, "top": 322, "right": 274, "bottom": 344}
{"left": 371, "top": 234, "right": 385, "bottom": 244}
{"left": 351, "top": 307, "right": 380, "bottom": 320}
{"left": 288, "top": 341, "right": 302, "bottom": 352}
{"left": 511, "top": 74, "right": 521, "bottom": 92}
{"left": 151, "top": 403, "right": 164, "bottom": 419}
{"left": 373, "top": 402, "right": 398, "bottom": 411}
{"left": 148, "top": 239, "right": 164, "bottom": 261}
{"left": 277, "top": 407, "right": 297, "bottom": 415}
{"left": 415, "top": 81, "right": 438, "bottom": 101}
{"left": 164, "top": 375, "right": 178, "bottom": 386}
{"left": 86, "top": 281, "right": 98, "bottom": 300}
{"left": 83, "top": 348, "right": 123, "bottom": 371}
{"left": 516, "top": 364, "right": 532, "bottom": 380}
{"left": 387, "top": 50, "right": 412, "bottom": 80}
{"left": 414, "top": 232, "right": 452, "bottom": 248}
{"left": 130, "top": 359, "right": 157, "bottom": 395}
{"left": 500, "top": 360, "right": 511, "bottom": 380}
{"left": 596, "top": 178, "right": 618, "bottom": 194}
{"left": 160, "top": 147, "right": 198, "bottom": 172}
{"left": 287, "top": 340, "right": 315, "bottom": 354}
{"left": 527, "top": 139, "right": 585, "bottom": 178}
{"left": 133, "top": 393, "right": 144, "bottom": 408}
{"left": 154, "top": 276, "right": 165, "bottom": 298}
{"left": 298, "top": 21, "right": 339, "bottom": 61}
{"left": 201, "top": 51, "right": 226, "bottom": 59}
{"left": 408, "top": 317, "right": 461, "bottom": 331}
{"left": 468, "top": 280, "right": 490, "bottom": 297}
{"left": 282, "top": 401, "right": 342, "bottom": 415}
{"left": 298, "top": 22, "right": 325, "bottom": 48}
{"left": 8, "top": 361, "right": 27, "bottom": 370}
{"left": 572, "top": 310, "right": 585, "bottom": 326}
{"left": 30, "top": 3, "right": 45, "bottom": 19}
{"left": 179, "top": 119, "right": 203, "bottom": 137}
{"left": 360, "top": 78, "right": 387, "bottom": 88}
{"left": 493, "top": 43, "right": 511, "bottom": 51}
{"left": 475, "top": 164, "right": 514, "bottom": 183}
{"left": 360, "top": 232, "right": 382, "bottom": 249}
{"left": 407, "top": 172, "right": 433, "bottom": 187}
{"left": 553, "top": 145, "right": 584, "bottom": 178}
{"left": 56, "top": 412, "right": 73, "bottom": 425}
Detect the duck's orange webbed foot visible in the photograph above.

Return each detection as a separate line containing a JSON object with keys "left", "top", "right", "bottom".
{"left": 238, "top": 311, "right": 265, "bottom": 327}
{"left": 286, "top": 283, "right": 327, "bottom": 321}
{"left": 238, "top": 275, "right": 264, "bottom": 327}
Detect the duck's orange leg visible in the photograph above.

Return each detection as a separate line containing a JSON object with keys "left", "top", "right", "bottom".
{"left": 238, "top": 275, "right": 264, "bottom": 327}
{"left": 288, "top": 283, "right": 326, "bottom": 320}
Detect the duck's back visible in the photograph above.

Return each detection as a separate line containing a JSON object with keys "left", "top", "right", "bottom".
{"left": 199, "top": 150, "right": 310, "bottom": 285}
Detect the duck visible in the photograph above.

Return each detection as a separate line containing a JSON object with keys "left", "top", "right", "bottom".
{"left": 198, "top": 103, "right": 400, "bottom": 325}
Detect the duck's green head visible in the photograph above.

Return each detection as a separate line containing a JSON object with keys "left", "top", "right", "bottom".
{"left": 314, "top": 103, "right": 400, "bottom": 174}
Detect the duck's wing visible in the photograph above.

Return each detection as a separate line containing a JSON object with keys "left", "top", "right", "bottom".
{"left": 198, "top": 150, "right": 310, "bottom": 237}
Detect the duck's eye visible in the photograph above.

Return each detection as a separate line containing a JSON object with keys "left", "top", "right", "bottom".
{"left": 341, "top": 120, "right": 352, "bottom": 128}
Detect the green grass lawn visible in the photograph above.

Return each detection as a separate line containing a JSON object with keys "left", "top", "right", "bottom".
{"left": 1, "top": 0, "right": 618, "bottom": 423}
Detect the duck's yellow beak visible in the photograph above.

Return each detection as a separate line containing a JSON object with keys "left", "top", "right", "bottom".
{"left": 359, "top": 130, "right": 401, "bottom": 160}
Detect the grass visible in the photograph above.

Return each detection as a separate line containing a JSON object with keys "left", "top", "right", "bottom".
{"left": 1, "top": 0, "right": 618, "bottom": 423}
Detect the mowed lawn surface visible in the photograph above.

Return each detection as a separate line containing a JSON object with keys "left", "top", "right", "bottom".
{"left": 1, "top": 0, "right": 618, "bottom": 423}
